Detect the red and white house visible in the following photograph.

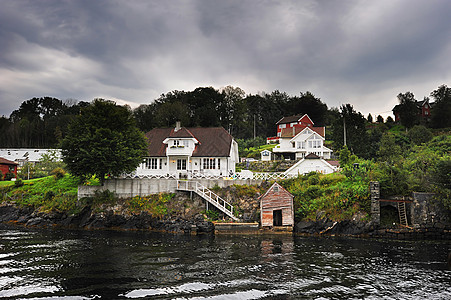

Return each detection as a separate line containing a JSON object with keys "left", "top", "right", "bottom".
{"left": 271, "top": 114, "right": 332, "bottom": 160}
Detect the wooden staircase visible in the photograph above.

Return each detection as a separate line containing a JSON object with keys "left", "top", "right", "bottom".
{"left": 176, "top": 180, "right": 239, "bottom": 221}
{"left": 398, "top": 201, "right": 408, "bottom": 227}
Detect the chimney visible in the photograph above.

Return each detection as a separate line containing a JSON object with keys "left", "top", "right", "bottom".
{"left": 175, "top": 121, "right": 181, "bottom": 132}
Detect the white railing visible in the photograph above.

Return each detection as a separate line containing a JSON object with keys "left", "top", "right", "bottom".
{"left": 121, "top": 173, "right": 177, "bottom": 179}
{"left": 123, "top": 171, "right": 297, "bottom": 181}
{"left": 176, "top": 180, "right": 239, "bottom": 221}
{"left": 233, "top": 172, "right": 296, "bottom": 180}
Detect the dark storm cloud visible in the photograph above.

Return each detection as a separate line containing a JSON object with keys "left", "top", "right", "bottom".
{"left": 1, "top": 0, "right": 450, "bottom": 118}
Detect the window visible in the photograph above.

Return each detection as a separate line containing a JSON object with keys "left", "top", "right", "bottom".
{"left": 144, "top": 158, "right": 159, "bottom": 169}
{"left": 183, "top": 140, "right": 189, "bottom": 147}
{"left": 177, "top": 159, "right": 187, "bottom": 170}
{"left": 159, "top": 159, "right": 163, "bottom": 169}
{"left": 273, "top": 186, "right": 279, "bottom": 192}
{"left": 217, "top": 158, "right": 220, "bottom": 169}
{"left": 173, "top": 140, "right": 179, "bottom": 146}
{"left": 202, "top": 158, "right": 216, "bottom": 169}
{"left": 297, "top": 141, "right": 305, "bottom": 149}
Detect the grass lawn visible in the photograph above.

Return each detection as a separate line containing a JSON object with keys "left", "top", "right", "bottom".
{"left": 0, "top": 177, "right": 46, "bottom": 187}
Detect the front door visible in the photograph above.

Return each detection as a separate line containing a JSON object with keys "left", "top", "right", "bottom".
{"left": 273, "top": 209, "right": 282, "bottom": 226}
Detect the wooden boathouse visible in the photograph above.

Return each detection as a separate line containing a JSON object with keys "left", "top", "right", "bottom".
{"left": 260, "top": 182, "right": 294, "bottom": 228}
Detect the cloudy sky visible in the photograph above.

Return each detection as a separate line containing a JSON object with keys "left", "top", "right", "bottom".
{"left": 1, "top": 0, "right": 450, "bottom": 118}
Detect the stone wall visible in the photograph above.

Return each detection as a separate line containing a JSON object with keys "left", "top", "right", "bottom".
{"left": 78, "top": 178, "right": 264, "bottom": 199}
{"left": 411, "top": 192, "right": 450, "bottom": 229}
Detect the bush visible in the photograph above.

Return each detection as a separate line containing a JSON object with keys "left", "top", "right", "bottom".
{"left": 51, "top": 167, "right": 66, "bottom": 179}
{"left": 4, "top": 173, "right": 15, "bottom": 181}
{"left": 14, "top": 178, "right": 24, "bottom": 188}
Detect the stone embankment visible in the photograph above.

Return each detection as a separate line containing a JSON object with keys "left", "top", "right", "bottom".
{"left": 294, "top": 217, "right": 451, "bottom": 240}
{"left": 0, "top": 204, "right": 214, "bottom": 234}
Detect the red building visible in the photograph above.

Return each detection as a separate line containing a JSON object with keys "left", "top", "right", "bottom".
{"left": 267, "top": 114, "right": 325, "bottom": 143}
{"left": 393, "top": 98, "right": 433, "bottom": 122}
{"left": 0, "top": 157, "right": 18, "bottom": 180}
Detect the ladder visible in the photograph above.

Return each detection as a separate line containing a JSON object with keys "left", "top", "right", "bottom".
{"left": 398, "top": 201, "right": 408, "bottom": 227}
{"left": 176, "top": 180, "right": 239, "bottom": 221}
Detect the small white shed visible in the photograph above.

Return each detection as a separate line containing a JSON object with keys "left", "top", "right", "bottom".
{"left": 260, "top": 149, "right": 272, "bottom": 161}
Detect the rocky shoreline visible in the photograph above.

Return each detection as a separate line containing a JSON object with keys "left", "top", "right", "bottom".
{"left": 1, "top": 203, "right": 450, "bottom": 239}
{"left": 0, "top": 204, "right": 214, "bottom": 234}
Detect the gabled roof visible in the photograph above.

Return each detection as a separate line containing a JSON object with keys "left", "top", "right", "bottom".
{"left": 305, "top": 153, "right": 320, "bottom": 159}
{"left": 282, "top": 126, "right": 325, "bottom": 139}
{"left": 169, "top": 127, "right": 196, "bottom": 139}
{"left": 276, "top": 114, "right": 314, "bottom": 125}
{"left": 145, "top": 127, "right": 233, "bottom": 157}
{"left": 259, "top": 182, "right": 293, "bottom": 200}
{"left": 0, "top": 157, "right": 18, "bottom": 165}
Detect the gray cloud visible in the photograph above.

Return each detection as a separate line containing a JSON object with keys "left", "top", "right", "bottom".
{"left": 1, "top": 0, "right": 450, "bottom": 118}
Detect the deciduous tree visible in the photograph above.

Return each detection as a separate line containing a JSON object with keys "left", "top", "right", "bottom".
{"left": 61, "top": 99, "right": 147, "bottom": 184}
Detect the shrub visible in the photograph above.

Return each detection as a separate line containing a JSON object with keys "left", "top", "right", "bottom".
{"left": 93, "top": 189, "right": 117, "bottom": 205}
{"left": 51, "top": 167, "right": 66, "bottom": 179}
{"left": 14, "top": 178, "right": 24, "bottom": 188}
{"left": 4, "top": 173, "right": 15, "bottom": 181}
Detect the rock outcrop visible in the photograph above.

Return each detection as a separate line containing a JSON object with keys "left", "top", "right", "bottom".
{"left": 0, "top": 203, "right": 214, "bottom": 234}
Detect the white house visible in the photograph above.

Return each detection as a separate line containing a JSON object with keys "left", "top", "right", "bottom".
{"left": 284, "top": 153, "right": 338, "bottom": 176}
{"left": 272, "top": 126, "right": 333, "bottom": 160}
{"left": 135, "top": 123, "right": 239, "bottom": 178}
{"left": 0, "top": 149, "right": 61, "bottom": 167}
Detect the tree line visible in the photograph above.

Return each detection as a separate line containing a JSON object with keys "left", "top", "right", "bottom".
{"left": 1, "top": 85, "right": 449, "bottom": 156}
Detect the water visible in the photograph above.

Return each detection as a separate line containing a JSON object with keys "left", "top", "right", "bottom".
{"left": 0, "top": 225, "right": 450, "bottom": 299}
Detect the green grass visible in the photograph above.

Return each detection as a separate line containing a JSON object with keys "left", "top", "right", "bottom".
{"left": 2, "top": 175, "right": 80, "bottom": 213}
{"left": 242, "top": 143, "right": 276, "bottom": 158}
{"left": 0, "top": 177, "right": 46, "bottom": 187}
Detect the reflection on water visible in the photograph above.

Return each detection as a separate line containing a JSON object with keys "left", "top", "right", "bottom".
{"left": 0, "top": 225, "right": 450, "bottom": 299}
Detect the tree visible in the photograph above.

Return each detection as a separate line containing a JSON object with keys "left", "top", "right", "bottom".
{"left": 61, "top": 99, "right": 147, "bottom": 184}
{"left": 407, "top": 125, "right": 432, "bottom": 145}
{"left": 331, "top": 104, "right": 369, "bottom": 158}
{"left": 376, "top": 115, "right": 384, "bottom": 123}
{"left": 377, "top": 133, "right": 402, "bottom": 165}
{"left": 396, "top": 92, "right": 418, "bottom": 128}
{"left": 430, "top": 84, "right": 451, "bottom": 128}
{"left": 367, "top": 113, "right": 373, "bottom": 123}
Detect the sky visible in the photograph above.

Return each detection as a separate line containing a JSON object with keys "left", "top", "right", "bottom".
{"left": 1, "top": 0, "right": 450, "bottom": 119}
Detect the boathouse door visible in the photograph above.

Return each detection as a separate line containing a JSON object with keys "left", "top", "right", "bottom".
{"left": 273, "top": 210, "right": 282, "bottom": 226}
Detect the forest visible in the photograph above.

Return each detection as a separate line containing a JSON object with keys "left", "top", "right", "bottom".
{"left": 1, "top": 84, "right": 450, "bottom": 159}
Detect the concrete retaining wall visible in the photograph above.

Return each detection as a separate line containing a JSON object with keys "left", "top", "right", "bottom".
{"left": 78, "top": 178, "right": 264, "bottom": 199}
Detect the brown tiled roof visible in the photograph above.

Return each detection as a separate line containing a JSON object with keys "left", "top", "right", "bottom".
{"left": 280, "top": 126, "right": 325, "bottom": 138}
{"left": 0, "top": 157, "right": 18, "bottom": 165}
{"left": 145, "top": 127, "right": 233, "bottom": 157}
{"left": 170, "top": 127, "right": 196, "bottom": 138}
{"left": 327, "top": 160, "right": 340, "bottom": 167}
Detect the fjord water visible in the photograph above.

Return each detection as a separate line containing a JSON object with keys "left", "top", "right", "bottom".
{"left": 0, "top": 226, "right": 449, "bottom": 299}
